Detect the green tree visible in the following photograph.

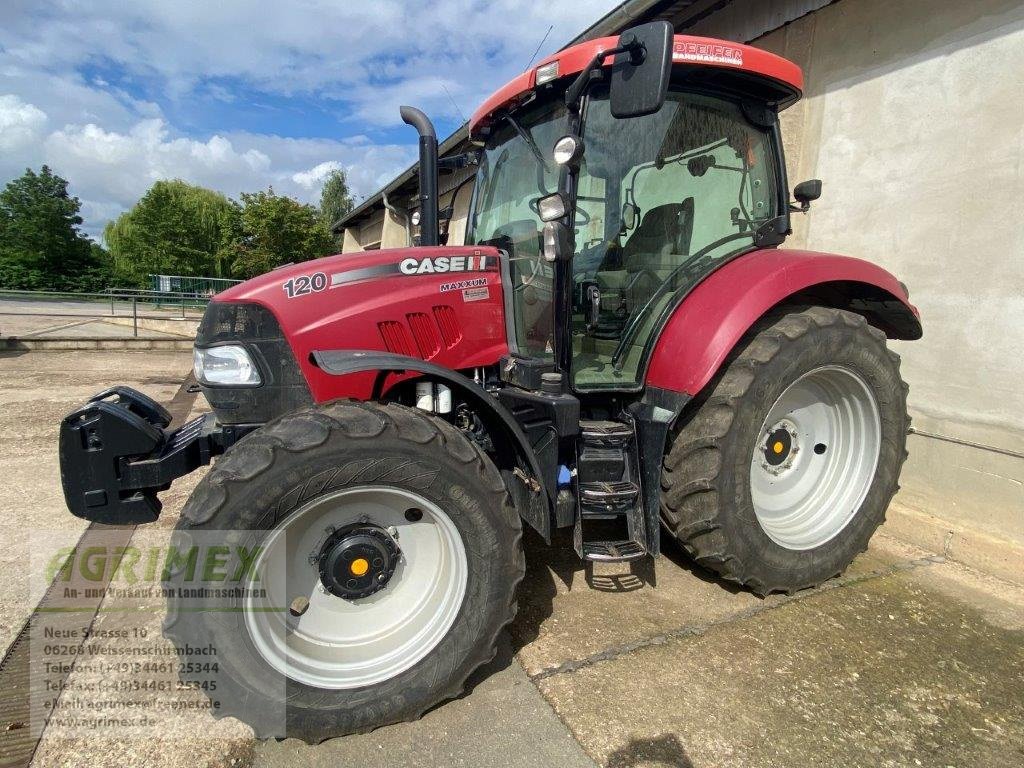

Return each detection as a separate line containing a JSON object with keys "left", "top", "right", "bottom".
{"left": 232, "top": 187, "right": 333, "bottom": 278}
{"left": 318, "top": 168, "right": 354, "bottom": 229}
{"left": 0, "top": 166, "right": 110, "bottom": 290}
{"left": 104, "top": 180, "right": 240, "bottom": 286}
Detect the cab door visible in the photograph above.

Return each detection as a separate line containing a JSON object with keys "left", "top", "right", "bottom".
{"left": 571, "top": 85, "right": 782, "bottom": 391}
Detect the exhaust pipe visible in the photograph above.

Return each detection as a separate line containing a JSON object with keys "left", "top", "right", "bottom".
{"left": 400, "top": 106, "right": 439, "bottom": 247}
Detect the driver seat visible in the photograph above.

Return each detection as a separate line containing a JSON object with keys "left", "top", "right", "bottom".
{"left": 620, "top": 201, "right": 692, "bottom": 274}
{"left": 586, "top": 201, "right": 694, "bottom": 342}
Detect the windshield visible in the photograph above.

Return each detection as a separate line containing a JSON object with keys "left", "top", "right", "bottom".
{"left": 468, "top": 97, "right": 566, "bottom": 357}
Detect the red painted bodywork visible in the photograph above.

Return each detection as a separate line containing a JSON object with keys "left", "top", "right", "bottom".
{"left": 214, "top": 246, "right": 508, "bottom": 401}
{"left": 646, "top": 249, "right": 921, "bottom": 396}
{"left": 469, "top": 34, "right": 803, "bottom": 136}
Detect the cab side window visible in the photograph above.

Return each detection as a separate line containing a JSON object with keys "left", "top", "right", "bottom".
{"left": 572, "top": 87, "right": 778, "bottom": 389}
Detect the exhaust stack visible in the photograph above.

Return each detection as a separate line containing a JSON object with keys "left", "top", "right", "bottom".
{"left": 399, "top": 106, "right": 439, "bottom": 247}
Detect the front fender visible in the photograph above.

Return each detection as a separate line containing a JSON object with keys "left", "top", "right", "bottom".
{"left": 311, "top": 350, "right": 551, "bottom": 541}
{"left": 646, "top": 248, "right": 921, "bottom": 397}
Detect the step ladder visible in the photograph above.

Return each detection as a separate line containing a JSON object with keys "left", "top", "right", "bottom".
{"left": 574, "top": 419, "right": 648, "bottom": 562}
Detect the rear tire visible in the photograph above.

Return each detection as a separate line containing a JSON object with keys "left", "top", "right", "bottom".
{"left": 661, "top": 306, "right": 909, "bottom": 595}
{"left": 163, "top": 401, "right": 524, "bottom": 743}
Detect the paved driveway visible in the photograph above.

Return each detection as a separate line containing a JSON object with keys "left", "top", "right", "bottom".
{"left": 3, "top": 350, "right": 1021, "bottom": 768}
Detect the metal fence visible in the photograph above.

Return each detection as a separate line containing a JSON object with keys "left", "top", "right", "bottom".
{"left": 0, "top": 288, "right": 212, "bottom": 338}
{"left": 149, "top": 274, "right": 240, "bottom": 296}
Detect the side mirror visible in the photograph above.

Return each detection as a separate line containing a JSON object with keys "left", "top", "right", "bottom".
{"left": 609, "top": 20, "right": 674, "bottom": 119}
{"left": 793, "top": 179, "right": 822, "bottom": 211}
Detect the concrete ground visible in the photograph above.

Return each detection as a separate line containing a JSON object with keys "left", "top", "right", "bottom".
{"left": 0, "top": 297, "right": 201, "bottom": 339}
{"left": 2, "top": 350, "right": 1021, "bottom": 768}
{"left": 0, "top": 350, "right": 192, "bottom": 658}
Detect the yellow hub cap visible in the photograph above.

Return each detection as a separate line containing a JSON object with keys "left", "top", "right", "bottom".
{"left": 350, "top": 558, "right": 369, "bottom": 576}
{"left": 772, "top": 441, "right": 785, "bottom": 454}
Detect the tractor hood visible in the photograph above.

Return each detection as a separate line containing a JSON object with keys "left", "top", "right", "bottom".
{"left": 204, "top": 245, "right": 509, "bottom": 409}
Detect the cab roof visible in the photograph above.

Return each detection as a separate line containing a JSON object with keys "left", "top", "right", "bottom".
{"left": 469, "top": 34, "right": 803, "bottom": 138}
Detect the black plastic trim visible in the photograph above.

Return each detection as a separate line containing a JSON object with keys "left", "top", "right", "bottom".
{"left": 628, "top": 385, "right": 692, "bottom": 557}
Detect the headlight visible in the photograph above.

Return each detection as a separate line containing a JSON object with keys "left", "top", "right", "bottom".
{"left": 552, "top": 134, "right": 584, "bottom": 166}
{"left": 193, "top": 345, "right": 261, "bottom": 386}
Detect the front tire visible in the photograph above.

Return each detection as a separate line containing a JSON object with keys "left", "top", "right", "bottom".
{"left": 661, "top": 306, "right": 909, "bottom": 595}
{"left": 163, "top": 401, "right": 524, "bottom": 742}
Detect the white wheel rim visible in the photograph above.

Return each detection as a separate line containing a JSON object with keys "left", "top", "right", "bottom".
{"left": 749, "top": 365, "right": 881, "bottom": 551}
{"left": 244, "top": 486, "right": 468, "bottom": 689}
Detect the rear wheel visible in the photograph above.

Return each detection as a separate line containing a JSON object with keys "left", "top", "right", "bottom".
{"left": 163, "top": 401, "right": 523, "bottom": 742}
{"left": 661, "top": 306, "right": 909, "bottom": 595}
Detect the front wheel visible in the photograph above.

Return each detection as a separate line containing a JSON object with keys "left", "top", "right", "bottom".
{"left": 163, "top": 401, "right": 524, "bottom": 742}
{"left": 661, "top": 306, "right": 909, "bottom": 595}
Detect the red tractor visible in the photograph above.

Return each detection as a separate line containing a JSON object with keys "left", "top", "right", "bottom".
{"left": 60, "top": 22, "right": 920, "bottom": 741}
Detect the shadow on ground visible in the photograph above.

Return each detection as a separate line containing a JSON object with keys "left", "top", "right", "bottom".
{"left": 606, "top": 734, "right": 693, "bottom": 768}
{"left": 505, "top": 526, "right": 744, "bottom": 660}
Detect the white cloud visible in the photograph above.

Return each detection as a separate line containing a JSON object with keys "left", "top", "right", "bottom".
{"left": 0, "top": 1, "right": 621, "bottom": 237}
{"left": 0, "top": 1, "right": 620, "bottom": 127}
{"left": 0, "top": 94, "right": 47, "bottom": 152}
{"left": 1, "top": 103, "right": 414, "bottom": 238}
{"left": 291, "top": 160, "right": 344, "bottom": 190}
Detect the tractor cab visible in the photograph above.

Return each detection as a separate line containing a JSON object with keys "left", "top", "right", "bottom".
{"left": 462, "top": 23, "right": 805, "bottom": 391}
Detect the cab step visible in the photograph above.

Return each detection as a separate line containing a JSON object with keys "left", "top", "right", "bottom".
{"left": 575, "top": 419, "right": 648, "bottom": 563}
{"left": 579, "top": 480, "right": 639, "bottom": 516}
{"left": 582, "top": 540, "right": 647, "bottom": 562}
{"left": 580, "top": 420, "right": 633, "bottom": 447}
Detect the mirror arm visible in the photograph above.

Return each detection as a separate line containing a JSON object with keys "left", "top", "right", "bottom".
{"left": 438, "top": 151, "right": 479, "bottom": 171}
{"left": 564, "top": 42, "right": 635, "bottom": 110}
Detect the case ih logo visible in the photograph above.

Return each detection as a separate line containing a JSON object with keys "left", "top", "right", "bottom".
{"left": 673, "top": 41, "right": 743, "bottom": 67}
{"left": 399, "top": 254, "right": 491, "bottom": 275}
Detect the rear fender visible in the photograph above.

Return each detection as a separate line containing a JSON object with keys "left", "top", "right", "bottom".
{"left": 646, "top": 249, "right": 922, "bottom": 398}
{"left": 311, "top": 350, "right": 550, "bottom": 541}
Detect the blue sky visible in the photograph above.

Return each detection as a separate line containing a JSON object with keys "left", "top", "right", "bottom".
{"left": 0, "top": 0, "right": 620, "bottom": 238}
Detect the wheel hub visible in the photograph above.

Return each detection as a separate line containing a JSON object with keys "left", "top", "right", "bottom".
{"left": 760, "top": 421, "right": 799, "bottom": 472}
{"left": 317, "top": 524, "right": 401, "bottom": 600}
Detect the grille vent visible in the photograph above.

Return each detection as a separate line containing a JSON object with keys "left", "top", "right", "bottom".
{"left": 432, "top": 305, "right": 463, "bottom": 348}
{"left": 377, "top": 320, "right": 414, "bottom": 356}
